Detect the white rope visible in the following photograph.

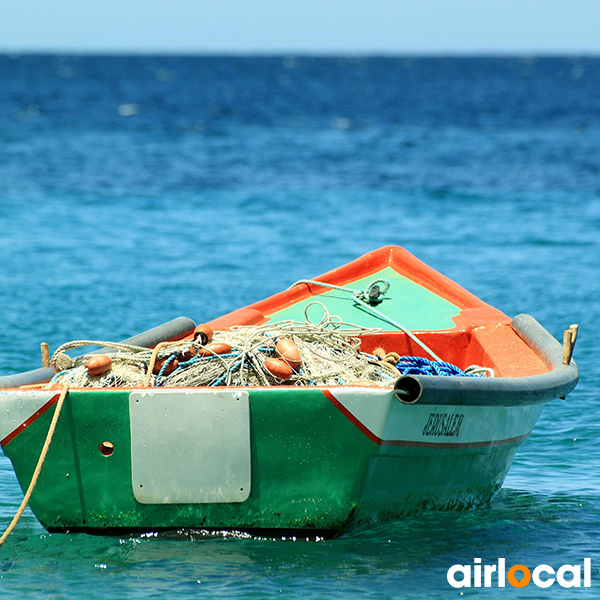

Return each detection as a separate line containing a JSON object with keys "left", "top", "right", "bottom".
{"left": 290, "top": 278, "right": 390, "bottom": 304}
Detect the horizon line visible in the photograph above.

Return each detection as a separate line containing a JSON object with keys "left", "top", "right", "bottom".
{"left": 2, "top": 49, "right": 600, "bottom": 59}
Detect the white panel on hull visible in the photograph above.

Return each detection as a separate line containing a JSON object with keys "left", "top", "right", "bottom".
{"left": 129, "top": 389, "right": 251, "bottom": 504}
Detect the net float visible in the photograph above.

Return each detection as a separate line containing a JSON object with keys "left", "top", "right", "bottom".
{"left": 193, "top": 324, "right": 214, "bottom": 345}
{"left": 197, "top": 342, "right": 232, "bottom": 357}
{"left": 153, "top": 357, "right": 179, "bottom": 375}
{"left": 276, "top": 338, "right": 301, "bottom": 370}
{"left": 264, "top": 358, "right": 293, "bottom": 380}
{"left": 85, "top": 355, "right": 112, "bottom": 377}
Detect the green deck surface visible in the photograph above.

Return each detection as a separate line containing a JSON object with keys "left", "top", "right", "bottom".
{"left": 266, "top": 268, "right": 460, "bottom": 331}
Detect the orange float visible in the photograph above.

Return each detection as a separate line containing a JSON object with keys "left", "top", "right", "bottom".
{"left": 264, "top": 358, "right": 293, "bottom": 380}
{"left": 85, "top": 355, "right": 112, "bottom": 377}
{"left": 193, "top": 324, "right": 214, "bottom": 345}
{"left": 179, "top": 346, "right": 198, "bottom": 362}
{"left": 197, "top": 342, "right": 232, "bottom": 357}
{"left": 276, "top": 338, "right": 301, "bottom": 370}
{"left": 153, "top": 357, "right": 179, "bottom": 375}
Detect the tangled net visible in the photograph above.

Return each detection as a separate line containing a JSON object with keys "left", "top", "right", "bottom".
{"left": 45, "top": 306, "right": 401, "bottom": 390}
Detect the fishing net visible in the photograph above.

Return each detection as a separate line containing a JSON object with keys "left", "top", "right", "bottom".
{"left": 44, "top": 308, "right": 400, "bottom": 390}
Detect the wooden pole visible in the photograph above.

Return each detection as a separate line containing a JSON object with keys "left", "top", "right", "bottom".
{"left": 40, "top": 342, "right": 50, "bottom": 368}
{"left": 562, "top": 324, "right": 579, "bottom": 365}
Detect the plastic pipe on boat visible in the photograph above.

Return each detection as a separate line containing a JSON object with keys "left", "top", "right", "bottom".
{"left": 394, "top": 375, "right": 423, "bottom": 404}
{"left": 0, "top": 316, "right": 197, "bottom": 389}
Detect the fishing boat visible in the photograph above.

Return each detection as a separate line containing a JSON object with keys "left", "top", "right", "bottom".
{"left": 0, "top": 246, "right": 579, "bottom": 536}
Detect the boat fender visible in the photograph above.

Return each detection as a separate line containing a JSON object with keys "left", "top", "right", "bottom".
{"left": 264, "top": 358, "right": 293, "bottom": 381}
{"left": 193, "top": 324, "right": 214, "bottom": 345}
{"left": 394, "top": 375, "right": 423, "bottom": 404}
{"left": 85, "top": 355, "right": 112, "bottom": 377}
{"left": 197, "top": 343, "right": 232, "bottom": 357}
{"left": 276, "top": 339, "right": 301, "bottom": 369}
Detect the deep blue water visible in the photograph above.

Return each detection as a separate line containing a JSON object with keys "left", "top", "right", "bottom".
{"left": 0, "top": 55, "right": 599, "bottom": 598}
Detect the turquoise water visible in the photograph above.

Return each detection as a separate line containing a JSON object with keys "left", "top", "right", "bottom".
{"left": 1, "top": 55, "right": 599, "bottom": 598}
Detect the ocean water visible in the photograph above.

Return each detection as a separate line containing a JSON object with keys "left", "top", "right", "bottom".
{"left": 0, "top": 55, "right": 599, "bottom": 598}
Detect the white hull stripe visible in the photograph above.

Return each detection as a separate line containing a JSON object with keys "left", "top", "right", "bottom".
{"left": 323, "top": 389, "right": 542, "bottom": 448}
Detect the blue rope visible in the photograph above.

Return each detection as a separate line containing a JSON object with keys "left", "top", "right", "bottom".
{"left": 155, "top": 355, "right": 179, "bottom": 386}
{"left": 50, "top": 370, "right": 75, "bottom": 384}
{"left": 159, "top": 351, "right": 245, "bottom": 383}
{"left": 210, "top": 359, "right": 244, "bottom": 386}
{"left": 395, "top": 356, "right": 481, "bottom": 377}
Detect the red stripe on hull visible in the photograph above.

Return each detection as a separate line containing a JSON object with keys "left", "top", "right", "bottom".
{"left": 0, "top": 393, "right": 59, "bottom": 448}
{"left": 322, "top": 389, "right": 383, "bottom": 445}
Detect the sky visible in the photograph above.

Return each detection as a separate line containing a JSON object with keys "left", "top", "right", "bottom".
{"left": 1, "top": 0, "right": 600, "bottom": 55}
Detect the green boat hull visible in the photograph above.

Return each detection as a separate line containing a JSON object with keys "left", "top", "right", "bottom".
{"left": 2, "top": 387, "right": 531, "bottom": 534}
